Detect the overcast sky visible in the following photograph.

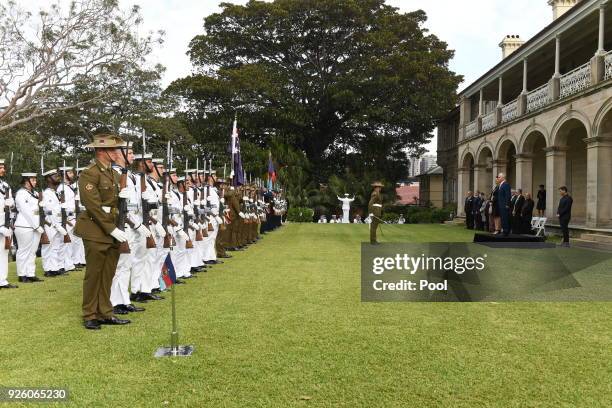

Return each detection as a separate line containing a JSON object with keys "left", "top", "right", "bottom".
{"left": 21, "top": 0, "right": 553, "bottom": 153}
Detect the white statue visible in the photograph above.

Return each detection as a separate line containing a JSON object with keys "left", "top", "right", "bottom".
{"left": 337, "top": 193, "right": 355, "bottom": 224}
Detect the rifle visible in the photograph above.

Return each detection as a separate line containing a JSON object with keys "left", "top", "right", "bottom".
{"left": 39, "top": 157, "right": 50, "bottom": 245}
{"left": 198, "top": 160, "right": 209, "bottom": 238}
{"left": 162, "top": 142, "right": 175, "bottom": 248}
{"left": 193, "top": 159, "right": 203, "bottom": 242}
{"left": 205, "top": 159, "right": 214, "bottom": 231}
{"left": 74, "top": 159, "right": 81, "bottom": 217}
{"left": 59, "top": 160, "right": 71, "bottom": 243}
{"left": 179, "top": 181, "right": 194, "bottom": 249}
{"left": 4, "top": 153, "right": 13, "bottom": 250}
{"left": 116, "top": 147, "right": 131, "bottom": 254}
{"left": 141, "top": 131, "right": 156, "bottom": 249}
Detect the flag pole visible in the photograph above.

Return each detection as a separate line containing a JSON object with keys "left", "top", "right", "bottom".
{"left": 155, "top": 142, "right": 194, "bottom": 358}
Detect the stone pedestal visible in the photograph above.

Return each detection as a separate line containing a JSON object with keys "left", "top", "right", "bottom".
{"left": 549, "top": 76, "right": 560, "bottom": 101}
{"left": 591, "top": 53, "right": 605, "bottom": 85}
{"left": 584, "top": 135, "right": 612, "bottom": 228}
{"left": 457, "top": 168, "right": 468, "bottom": 216}
{"left": 517, "top": 92, "right": 527, "bottom": 116}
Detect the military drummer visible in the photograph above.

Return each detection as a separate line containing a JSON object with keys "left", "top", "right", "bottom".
{"left": 74, "top": 134, "right": 131, "bottom": 330}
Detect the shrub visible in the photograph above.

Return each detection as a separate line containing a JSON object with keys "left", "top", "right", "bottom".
{"left": 287, "top": 207, "right": 315, "bottom": 222}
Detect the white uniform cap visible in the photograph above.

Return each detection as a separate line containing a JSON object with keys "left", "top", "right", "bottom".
{"left": 21, "top": 172, "right": 37, "bottom": 177}
{"left": 42, "top": 169, "right": 58, "bottom": 177}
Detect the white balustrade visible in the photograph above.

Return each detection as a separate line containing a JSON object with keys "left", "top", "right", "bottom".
{"left": 465, "top": 120, "right": 478, "bottom": 139}
{"left": 560, "top": 62, "right": 591, "bottom": 98}
{"left": 605, "top": 51, "right": 612, "bottom": 81}
{"left": 501, "top": 100, "right": 518, "bottom": 123}
{"left": 526, "top": 83, "right": 550, "bottom": 113}
{"left": 481, "top": 111, "right": 496, "bottom": 132}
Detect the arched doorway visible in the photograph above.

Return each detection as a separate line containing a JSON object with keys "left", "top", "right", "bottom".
{"left": 497, "top": 139, "right": 517, "bottom": 187}
{"left": 476, "top": 146, "right": 493, "bottom": 194}
{"left": 553, "top": 118, "right": 588, "bottom": 222}
{"left": 521, "top": 131, "right": 547, "bottom": 197}
{"left": 590, "top": 108, "right": 612, "bottom": 227}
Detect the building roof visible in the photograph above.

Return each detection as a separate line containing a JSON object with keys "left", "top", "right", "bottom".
{"left": 417, "top": 165, "right": 443, "bottom": 177}
{"left": 395, "top": 183, "right": 420, "bottom": 205}
{"left": 459, "top": 0, "right": 593, "bottom": 98}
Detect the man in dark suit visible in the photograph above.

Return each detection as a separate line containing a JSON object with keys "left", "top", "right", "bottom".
{"left": 557, "top": 186, "right": 573, "bottom": 247}
{"left": 496, "top": 173, "right": 512, "bottom": 236}
{"left": 472, "top": 191, "right": 482, "bottom": 230}
{"left": 464, "top": 191, "right": 474, "bottom": 230}
{"left": 512, "top": 189, "right": 525, "bottom": 234}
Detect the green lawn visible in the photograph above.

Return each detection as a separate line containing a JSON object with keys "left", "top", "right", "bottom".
{"left": 1, "top": 223, "right": 611, "bottom": 407}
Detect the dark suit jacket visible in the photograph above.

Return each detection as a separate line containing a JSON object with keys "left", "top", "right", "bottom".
{"left": 514, "top": 195, "right": 525, "bottom": 216}
{"left": 464, "top": 197, "right": 474, "bottom": 214}
{"left": 557, "top": 195, "right": 573, "bottom": 220}
{"left": 497, "top": 181, "right": 511, "bottom": 213}
{"left": 521, "top": 199, "right": 534, "bottom": 217}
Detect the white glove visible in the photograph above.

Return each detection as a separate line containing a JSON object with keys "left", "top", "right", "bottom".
{"left": 206, "top": 196, "right": 212, "bottom": 202}
{"left": 183, "top": 205, "right": 191, "bottom": 213}
{"left": 193, "top": 199, "right": 201, "bottom": 206}
{"left": 215, "top": 216, "right": 223, "bottom": 224}
{"left": 118, "top": 188, "right": 130, "bottom": 199}
{"left": 164, "top": 193, "right": 173, "bottom": 200}
{"left": 141, "top": 190, "right": 155, "bottom": 201}
{"left": 110, "top": 228, "right": 128, "bottom": 242}
{"left": 35, "top": 226, "right": 44, "bottom": 234}
{"left": 4, "top": 198, "right": 14, "bottom": 207}
{"left": 54, "top": 224, "right": 68, "bottom": 236}
{"left": 0, "top": 226, "right": 11, "bottom": 236}
{"left": 239, "top": 212, "right": 245, "bottom": 218}
{"left": 154, "top": 223, "right": 166, "bottom": 237}
{"left": 178, "top": 229, "right": 189, "bottom": 241}
{"left": 189, "top": 221, "right": 199, "bottom": 230}
{"left": 38, "top": 201, "right": 45, "bottom": 207}
{"left": 60, "top": 202, "right": 69, "bottom": 209}
{"left": 166, "top": 225, "right": 175, "bottom": 235}
{"left": 136, "top": 224, "right": 152, "bottom": 238}
{"left": 230, "top": 170, "right": 235, "bottom": 178}
{"left": 219, "top": 198, "right": 225, "bottom": 204}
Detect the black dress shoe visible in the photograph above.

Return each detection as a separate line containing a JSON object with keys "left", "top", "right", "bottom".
{"left": 219, "top": 254, "right": 232, "bottom": 259}
{"left": 125, "top": 304, "right": 145, "bottom": 312}
{"left": 0, "top": 284, "right": 18, "bottom": 289}
{"left": 28, "top": 276, "right": 44, "bottom": 282}
{"left": 84, "top": 320, "right": 102, "bottom": 330}
{"left": 143, "top": 293, "right": 165, "bottom": 300}
{"left": 174, "top": 279, "right": 185, "bottom": 284}
{"left": 130, "top": 293, "right": 149, "bottom": 303}
{"left": 18, "top": 276, "right": 29, "bottom": 283}
{"left": 98, "top": 316, "right": 131, "bottom": 325}
{"left": 113, "top": 305, "right": 129, "bottom": 315}
{"left": 152, "top": 288, "right": 161, "bottom": 293}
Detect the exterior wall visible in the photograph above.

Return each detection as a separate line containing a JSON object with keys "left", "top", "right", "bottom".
{"left": 437, "top": 109, "right": 459, "bottom": 209}
{"left": 429, "top": 175, "right": 444, "bottom": 208}
{"left": 457, "top": 81, "right": 612, "bottom": 227}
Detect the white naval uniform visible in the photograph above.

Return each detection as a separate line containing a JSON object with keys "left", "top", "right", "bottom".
{"left": 41, "top": 187, "right": 73, "bottom": 273}
{"left": 0, "top": 180, "right": 12, "bottom": 286}
{"left": 57, "top": 182, "right": 85, "bottom": 266}
{"left": 110, "top": 170, "right": 151, "bottom": 306}
{"left": 203, "top": 185, "right": 220, "bottom": 262}
{"left": 14, "top": 188, "right": 42, "bottom": 278}
{"left": 146, "top": 175, "right": 166, "bottom": 290}
{"left": 186, "top": 187, "right": 203, "bottom": 269}
{"left": 170, "top": 188, "right": 191, "bottom": 279}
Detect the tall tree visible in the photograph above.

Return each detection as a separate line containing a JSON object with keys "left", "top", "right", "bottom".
{"left": 168, "top": 0, "right": 461, "bottom": 184}
{"left": 0, "top": 0, "right": 162, "bottom": 132}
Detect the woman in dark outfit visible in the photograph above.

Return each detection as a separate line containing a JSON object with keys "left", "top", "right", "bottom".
{"left": 536, "top": 185, "right": 546, "bottom": 217}
{"left": 490, "top": 183, "right": 501, "bottom": 234}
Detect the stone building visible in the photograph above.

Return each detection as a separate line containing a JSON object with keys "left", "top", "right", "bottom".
{"left": 437, "top": 0, "right": 612, "bottom": 229}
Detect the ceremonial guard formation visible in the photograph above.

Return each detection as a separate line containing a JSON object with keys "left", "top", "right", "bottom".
{"left": 0, "top": 133, "right": 287, "bottom": 332}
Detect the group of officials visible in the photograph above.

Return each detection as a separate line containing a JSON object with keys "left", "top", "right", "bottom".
{"left": 463, "top": 172, "right": 573, "bottom": 245}
{"left": 0, "top": 134, "right": 287, "bottom": 331}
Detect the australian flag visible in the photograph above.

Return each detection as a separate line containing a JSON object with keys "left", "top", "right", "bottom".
{"left": 231, "top": 118, "right": 245, "bottom": 187}
{"left": 267, "top": 151, "right": 276, "bottom": 190}
{"left": 161, "top": 254, "right": 177, "bottom": 287}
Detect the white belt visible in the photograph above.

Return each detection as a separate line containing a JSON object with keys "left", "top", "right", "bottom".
{"left": 373, "top": 204, "right": 382, "bottom": 208}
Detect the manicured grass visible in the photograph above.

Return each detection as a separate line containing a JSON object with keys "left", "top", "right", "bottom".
{"left": 1, "top": 223, "right": 611, "bottom": 407}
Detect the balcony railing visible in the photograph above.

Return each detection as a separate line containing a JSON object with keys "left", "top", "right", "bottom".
{"left": 481, "top": 111, "right": 496, "bottom": 132}
{"left": 501, "top": 100, "right": 518, "bottom": 123}
{"left": 560, "top": 62, "right": 591, "bottom": 98}
{"left": 465, "top": 120, "right": 478, "bottom": 139}
{"left": 605, "top": 51, "right": 612, "bottom": 81}
{"left": 526, "top": 83, "right": 550, "bottom": 113}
